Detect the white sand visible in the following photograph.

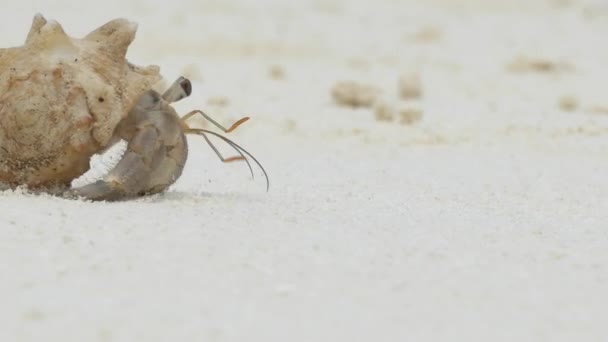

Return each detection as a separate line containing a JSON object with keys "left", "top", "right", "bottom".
{"left": 1, "top": 0, "right": 608, "bottom": 341}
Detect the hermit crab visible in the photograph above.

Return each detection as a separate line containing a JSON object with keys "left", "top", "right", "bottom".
{"left": 0, "top": 14, "right": 268, "bottom": 201}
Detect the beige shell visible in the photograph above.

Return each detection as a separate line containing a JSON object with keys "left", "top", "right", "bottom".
{"left": 0, "top": 14, "right": 160, "bottom": 187}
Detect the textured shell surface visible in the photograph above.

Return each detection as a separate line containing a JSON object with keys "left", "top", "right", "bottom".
{"left": 0, "top": 14, "right": 161, "bottom": 187}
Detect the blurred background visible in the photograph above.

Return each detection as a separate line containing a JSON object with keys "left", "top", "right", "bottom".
{"left": 2, "top": 0, "right": 608, "bottom": 147}
{"left": 4, "top": 0, "right": 607, "bottom": 149}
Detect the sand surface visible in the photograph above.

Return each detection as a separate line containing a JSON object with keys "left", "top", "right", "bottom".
{"left": 1, "top": 0, "right": 608, "bottom": 341}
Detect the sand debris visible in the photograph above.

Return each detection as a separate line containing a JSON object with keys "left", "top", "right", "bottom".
{"left": 374, "top": 102, "right": 395, "bottom": 122}
{"left": 558, "top": 95, "right": 579, "bottom": 112}
{"left": 269, "top": 64, "right": 286, "bottom": 80}
{"left": 589, "top": 106, "right": 608, "bottom": 115}
{"left": 399, "top": 107, "right": 423, "bottom": 125}
{"left": 507, "top": 56, "right": 573, "bottom": 73}
{"left": 331, "top": 81, "right": 381, "bottom": 108}
{"left": 399, "top": 72, "right": 423, "bottom": 100}
{"left": 374, "top": 101, "right": 423, "bottom": 125}
{"left": 408, "top": 27, "right": 442, "bottom": 43}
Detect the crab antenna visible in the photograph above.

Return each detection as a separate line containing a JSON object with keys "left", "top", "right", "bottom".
{"left": 188, "top": 128, "right": 255, "bottom": 179}
{"left": 187, "top": 128, "right": 269, "bottom": 191}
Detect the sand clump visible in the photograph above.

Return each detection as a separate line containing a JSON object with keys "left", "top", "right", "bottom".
{"left": 589, "top": 106, "right": 608, "bottom": 115}
{"left": 374, "top": 102, "right": 395, "bottom": 122}
{"left": 332, "top": 72, "right": 424, "bottom": 126}
{"left": 331, "top": 81, "right": 381, "bottom": 108}
{"left": 507, "top": 56, "right": 573, "bottom": 73}
{"left": 399, "top": 107, "right": 423, "bottom": 124}
{"left": 399, "top": 72, "right": 423, "bottom": 100}
{"left": 377, "top": 71, "right": 424, "bottom": 125}
{"left": 374, "top": 101, "right": 423, "bottom": 125}
{"left": 558, "top": 95, "right": 579, "bottom": 112}
{"left": 407, "top": 27, "right": 442, "bottom": 43}
{"left": 268, "top": 64, "right": 286, "bottom": 80}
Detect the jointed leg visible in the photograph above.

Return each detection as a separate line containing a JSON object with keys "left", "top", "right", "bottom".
{"left": 164, "top": 76, "right": 249, "bottom": 162}
{"left": 188, "top": 128, "right": 269, "bottom": 190}
{"left": 182, "top": 110, "right": 249, "bottom": 133}
{"left": 197, "top": 131, "right": 248, "bottom": 164}
{"left": 190, "top": 128, "right": 253, "bottom": 178}
{"left": 175, "top": 95, "right": 267, "bottom": 189}
{"left": 181, "top": 110, "right": 250, "bottom": 163}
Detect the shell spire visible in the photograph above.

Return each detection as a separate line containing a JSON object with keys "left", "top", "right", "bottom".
{"left": 24, "top": 14, "right": 72, "bottom": 48}
{"left": 25, "top": 13, "right": 47, "bottom": 43}
{"left": 84, "top": 18, "right": 137, "bottom": 58}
